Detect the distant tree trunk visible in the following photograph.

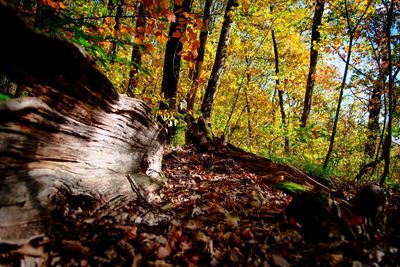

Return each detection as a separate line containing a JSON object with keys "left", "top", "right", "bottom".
{"left": 160, "top": 0, "right": 193, "bottom": 111}
{"left": 186, "top": 0, "right": 212, "bottom": 111}
{"left": 159, "top": 0, "right": 192, "bottom": 142}
{"left": 380, "top": 0, "right": 395, "bottom": 186}
{"left": 110, "top": 0, "right": 126, "bottom": 62}
{"left": 364, "top": 79, "right": 384, "bottom": 158}
{"left": 0, "top": 3, "right": 165, "bottom": 243}
{"left": 201, "top": 0, "right": 238, "bottom": 122}
{"left": 245, "top": 72, "right": 252, "bottom": 141}
{"left": 271, "top": 13, "right": 289, "bottom": 153}
{"left": 127, "top": 3, "right": 146, "bottom": 97}
{"left": 300, "top": 0, "right": 325, "bottom": 128}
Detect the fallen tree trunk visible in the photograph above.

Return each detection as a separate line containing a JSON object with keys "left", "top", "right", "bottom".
{"left": 0, "top": 2, "right": 165, "bottom": 244}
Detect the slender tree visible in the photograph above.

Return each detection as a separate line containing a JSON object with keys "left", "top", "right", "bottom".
{"left": 186, "top": 0, "right": 212, "bottom": 111}
{"left": 201, "top": 0, "right": 238, "bottom": 122}
{"left": 300, "top": 0, "right": 325, "bottom": 128}
{"left": 271, "top": 15, "right": 289, "bottom": 153}
{"left": 324, "top": 0, "right": 372, "bottom": 169}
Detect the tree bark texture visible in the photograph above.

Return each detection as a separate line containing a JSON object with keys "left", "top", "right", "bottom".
{"left": 128, "top": 3, "right": 145, "bottom": 97}
{"left": 160, "top": 0, "right": 193, "bottom": 111}
{"left": 0, "top": 3, "right": 165, "bottom": 244}
{"left": 300, "top": 0, "right": 324, "bottom": 128}
{"left": 201, "top": 0, "right": 238, "bottom": 121}
{"left": 380, "top": 0, "right": 395, "bottom": 185}
{"left": 364, "top": 80, "right": 383, "bottom": 158}
{"left": 186, "top": 0, "right": 212, "bottom": 111}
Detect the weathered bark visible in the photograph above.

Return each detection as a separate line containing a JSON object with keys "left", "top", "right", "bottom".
{"left": 271, "top": 21, "right": 289, "bottom": 153}
{"left": 159, "top": 0, "right": 193, "bottom": 111}
{"left": 127, "top": 3, "right": 145, "bottom": 97}
{"left": 300, "top": 0, "right": 325, "bottom": 128}
{"left": 201, "top": 0, "right": 238, "bottom": 122}
{"left": 0, "top": 3, "right": 165, "bottom": 244}
{"left": 186, "top": 0, "right": 212, "bottom": 111}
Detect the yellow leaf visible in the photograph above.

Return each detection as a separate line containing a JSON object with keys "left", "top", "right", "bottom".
{"left": 133, "top": 37, "right": 142, "bottom": 44}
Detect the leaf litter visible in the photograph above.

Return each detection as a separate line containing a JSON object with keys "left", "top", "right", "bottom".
{"left": 1, "top": 146, "right": 400, "bottom": 266}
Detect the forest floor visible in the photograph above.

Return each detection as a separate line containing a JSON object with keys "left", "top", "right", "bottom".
{"left": 2, "top": 146, "right": 400, "bottom": 267}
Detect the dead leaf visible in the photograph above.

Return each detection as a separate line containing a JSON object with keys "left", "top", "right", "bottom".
{"left": 185, "top": 220, "right": 203, "bottom": 230}
{"left": 225, "top": 213, "right": 240, "bottom": 228}
{"left": 272, "top": 254, "right": 290, "bottom": 267}
{"left": 157, "top": 245, "right": 171, "bottom": 259}
{"left": 208, "top": 203, "right": 226, "bottom": 214}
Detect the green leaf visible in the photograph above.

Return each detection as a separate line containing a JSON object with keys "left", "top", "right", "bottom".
{"left": 93, "top": 44, "right": 108, "bottom": 60}
{"left": 0, "top": 94, "right": 10, "bottom": 100}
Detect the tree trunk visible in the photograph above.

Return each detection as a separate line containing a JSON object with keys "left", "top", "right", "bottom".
{"left": 159, "top": 0, "right": 193, "bottom": 111}
{"left": 380, "top": 0, "right": 395, "bottom": 186}
{"left": 110, "top": 0, "right": 126, "bottom": 62}
{"left": 364, "top": 79, "right": 383, "bottom": 158}
{"left": 271, "top": 23, "right": 289, "bottom": 153}
{"left": 245, "top": 73, "right": 252, "bottom": 142}
{"left": 186, "top": 0, "right": 212, "bottom": 111}
{"left": 0, "top": 3, "right": 165, "bottom": 244}
{"left": 127, "top": 3, "right": 146, "bottom": 97}
{"left": 300, "top": 0, "right": 325, "bottom": 128}
{"left": 200, "top": 0, "right": 238, "bottom": 122}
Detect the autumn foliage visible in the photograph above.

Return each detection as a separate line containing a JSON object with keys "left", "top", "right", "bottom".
{"left": 2, "top": 0, "right": 400, "bottom": 184}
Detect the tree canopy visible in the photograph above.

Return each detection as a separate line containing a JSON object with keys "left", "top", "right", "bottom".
{"left": 1, "top": 0, "right": 399, "bottom": 188}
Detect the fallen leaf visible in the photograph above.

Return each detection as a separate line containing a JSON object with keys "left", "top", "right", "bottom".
{"left": 157, "top": 245, "right": 171, "bottom": 259}
{"left": 225, "top": 214, "right": 240, "bottom": 228}
{"left": 272, "top": 254, "right": 290, "bottom": 267}
{"left": 185, "top": 220, "right": 203, "bottom": 230}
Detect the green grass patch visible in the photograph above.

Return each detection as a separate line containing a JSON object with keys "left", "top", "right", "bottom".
{"left": 275, "top": 181, "right": 310, "bottom": 194}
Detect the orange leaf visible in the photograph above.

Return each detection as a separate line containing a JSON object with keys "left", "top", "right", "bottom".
{"left": 144, "top": 43, "right": 153, "bottom": 52}
{"left": 165, "top": 10, "right": 176, "bottom": 23}
{"left": 133, "top": 37, "right": 142, "bottom": 44}
{"left": 120, "top": 25, "right": 129, "bottom": 33}
{"left": 194, "top": 18, "right": 203, "bottom": 30}
{"left": 172, "top": 31, "right": 181, "bottom": 38}
{"left": 156, "top": 33, "right": 167, "bottom": 44}
{"left": 179, "top": 35, "right": 187, "bottom": 44}
{"left": 163, "top": 0, "right": 169, "bottom": 9}
{"left": 188, "top": 60, "right": 194, "bottom": 70}
{"left": 58, "top": 2, "right": 66, "bottom": 9}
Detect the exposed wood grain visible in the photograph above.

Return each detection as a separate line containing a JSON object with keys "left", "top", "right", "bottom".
{"left": 0, "top": 2, "right": 165, "bottom": 244}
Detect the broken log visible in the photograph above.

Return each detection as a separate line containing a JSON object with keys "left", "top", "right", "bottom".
{"left": 0, "top": 2, "right": 165, "bottom": 244}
